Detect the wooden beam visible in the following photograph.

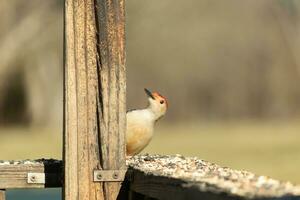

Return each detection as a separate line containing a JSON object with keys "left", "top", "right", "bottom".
{"left": 127, "top": 155, "right": 300, "bottom": 200}
{"left": 0, "top": 159, "right": 61, "bottom": 189}
{"left": 129, "top": 170, "right": 237, "bottom": 200}
{"left": 0, "top": 190, "right": 5, "bottom": 200}
{"left": 64, "top": 0, "right": 126, "bottom": 199}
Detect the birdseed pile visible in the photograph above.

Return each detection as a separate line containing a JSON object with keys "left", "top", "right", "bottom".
{"left": 0, "top": 159, "right": 62, "bottom": 166}
{"left": 127, "top": 154, "right": 300, "bottom": 199}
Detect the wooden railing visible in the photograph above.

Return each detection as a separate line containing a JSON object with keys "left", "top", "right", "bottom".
{"left": 1, "top": 155, "right": 300, "bottom": 200}
{"left": 0, "top": 159, "right": 61, "bottom": 189}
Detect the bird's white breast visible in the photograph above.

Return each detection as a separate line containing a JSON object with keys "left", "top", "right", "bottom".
{"left": 126, "top": 109, "right": 155, "bottom": 155}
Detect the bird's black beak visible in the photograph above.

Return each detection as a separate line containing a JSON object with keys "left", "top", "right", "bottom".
{"left": 144, "top": 88, "right": 155, "bottom": 99}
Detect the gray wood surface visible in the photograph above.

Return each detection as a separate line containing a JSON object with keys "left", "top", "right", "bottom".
{"left": 0, "top": 159, "right": 61, "bottom": 189}
{"left": 129, "top": 170, "right": 240, "bottom": 200}
{"left": 64, "top": 0, "right": 126, "bottom": 199}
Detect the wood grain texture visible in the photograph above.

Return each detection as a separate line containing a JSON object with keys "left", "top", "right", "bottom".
{"left": 0, "top": 159, "right": 61, "bottom": 189}
{"left": 130, "top": 170, "right": 239, "bottom": 200}
{"left": 64, "top": 0, "right": 126, "bottom": 199}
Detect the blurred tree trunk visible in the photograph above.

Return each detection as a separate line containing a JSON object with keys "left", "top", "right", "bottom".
{"left": 0, "top": 1, "right": 62, "bottom": 127}
{"left": 271, "top": 0, "right": 300, "bottom": 78}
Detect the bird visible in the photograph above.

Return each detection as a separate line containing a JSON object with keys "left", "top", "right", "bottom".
{"left": 126, "top": 88, "right": 168, "bottom": 156}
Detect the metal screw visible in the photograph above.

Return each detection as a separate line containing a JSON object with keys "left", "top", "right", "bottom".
{"left": 30, "top": 175, "right": 36, "bottom": 182}
{"left": 113, "top": 172, "right": 118, "bottom": 179}
{"left": 97, "top": 173, "right": 102, "bottom": 180}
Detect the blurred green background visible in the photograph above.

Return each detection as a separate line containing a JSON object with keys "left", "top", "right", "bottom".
{"left": 0, "top": 3, "right": 300, "bottom": 199}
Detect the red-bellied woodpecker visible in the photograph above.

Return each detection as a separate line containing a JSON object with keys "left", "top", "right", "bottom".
{"left": 126, "top": 88, "right": 168, "bottom": 156}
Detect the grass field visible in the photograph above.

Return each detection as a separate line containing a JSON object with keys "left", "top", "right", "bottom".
{"left": 0, "top": 120, "right": 299, "bottom": 184}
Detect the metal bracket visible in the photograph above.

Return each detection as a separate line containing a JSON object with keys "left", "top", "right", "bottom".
{"left": 27, "top": 173, "right": 45, "bottom": 184}
{"left": 93, "top": 170, "right": 126, "bottom": 182}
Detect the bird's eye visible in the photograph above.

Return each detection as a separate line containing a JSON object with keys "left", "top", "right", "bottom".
{"left": 160, "top": 100, "right": 164, "bottom": 104}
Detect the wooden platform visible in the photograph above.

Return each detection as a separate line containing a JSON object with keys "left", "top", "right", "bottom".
{"left": 127, "top": 155, "right": 300, "bottom": 200}
{"left": 0, "top": 155, "right": 300, "bottom": 200}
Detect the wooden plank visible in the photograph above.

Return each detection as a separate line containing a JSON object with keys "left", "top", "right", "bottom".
{"left": 0, "top": 159, "right": 61, "bottom": 189}
{"left": 129, "top": 170, "right": 239, "bottom": 200}
{"left": 127, "top": 155, "right": 300, "bottom": 200}
{"left": 95, "top": 0, "right": 126, "bottom": 199}
{"left": 64, "top": 0, "right": 126, "bottom": 199}
{"left": 0, "top": 190, "right": 5, "bottom": 200}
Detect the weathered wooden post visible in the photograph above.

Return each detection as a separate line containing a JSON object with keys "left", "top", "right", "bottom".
{"left": 64, "top": 0, "right": 126, "bottom": 199}
{"left": 0, "top": 190, "right": 5, "bottom": 200}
